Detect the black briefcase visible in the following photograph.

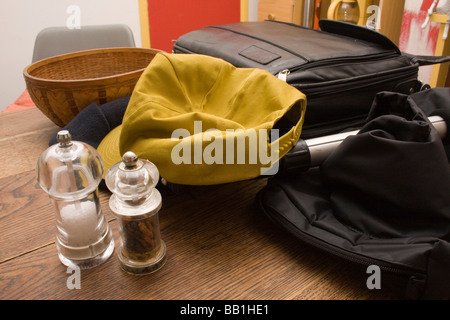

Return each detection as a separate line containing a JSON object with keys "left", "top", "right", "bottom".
{"left": 173, "top": 19, "right": 450, "bottom": 138}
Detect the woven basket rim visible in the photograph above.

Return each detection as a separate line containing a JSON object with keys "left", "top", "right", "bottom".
{"left": 23, "top": 47, "right": 161, "bottom": 85}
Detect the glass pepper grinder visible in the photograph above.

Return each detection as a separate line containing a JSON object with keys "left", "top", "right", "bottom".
{"left": 36, "top": 130, "right": 114, "bottom": 269}
{"left": 105, "top": 151, "right": 166, "bottom": 275}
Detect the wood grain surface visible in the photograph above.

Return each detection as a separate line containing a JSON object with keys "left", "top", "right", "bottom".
{"left": 0, "top": 108, "right": 404, "bottom": 300}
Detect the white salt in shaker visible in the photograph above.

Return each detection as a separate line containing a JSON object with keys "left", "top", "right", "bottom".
{"left": 105, "top": 151, "right": 166, "bottom": 275}
{"left": 36, "top": 130, "right": 114, "bottom": 269}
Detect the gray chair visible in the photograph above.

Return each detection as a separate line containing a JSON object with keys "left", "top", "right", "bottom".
{"left": 32, "top": 24, "right": 136, "bottom": 62}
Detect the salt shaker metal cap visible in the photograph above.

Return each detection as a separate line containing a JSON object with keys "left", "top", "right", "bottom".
{"left": 105, "top": 151, "right": 166, "bottom": 274}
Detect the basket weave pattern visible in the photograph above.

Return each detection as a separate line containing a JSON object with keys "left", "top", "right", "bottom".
{"left": 24, "top": 48, "right": 160, "bottom": 127}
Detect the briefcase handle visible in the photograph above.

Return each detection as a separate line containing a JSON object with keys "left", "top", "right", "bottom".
{"left": 319, "top": 19, "right": 450, "bottom": 66}
{"left": 319, "top": 19, "right": 401, "bottom": 53}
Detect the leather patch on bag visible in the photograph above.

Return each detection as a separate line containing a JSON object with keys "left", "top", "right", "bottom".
{"left": 239, "top": 45, "right": 281, "bottom": 65}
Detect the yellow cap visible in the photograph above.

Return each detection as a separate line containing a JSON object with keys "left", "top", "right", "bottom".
{"left": 98, "top": 52, "right": 306, "bottom": 185}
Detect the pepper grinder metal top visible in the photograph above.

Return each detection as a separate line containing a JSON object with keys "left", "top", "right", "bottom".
{"left": 57, "top": 130, "right": 72, "bottom": 146}
{"left": 122, "top": 151, "right": 139, "bottom": 168}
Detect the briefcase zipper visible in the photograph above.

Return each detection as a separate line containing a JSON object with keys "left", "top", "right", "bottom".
{"left": 277, "top": 69, "right": 290, "bottom": 82}
{"left": 293, "top": 66, "right": 418, "bottom": 97}
{"left": 275, "top": 51, "right": 400, "bottom": 79}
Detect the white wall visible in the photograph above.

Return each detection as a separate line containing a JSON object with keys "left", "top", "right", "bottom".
{"left": 0, "top": 0, "right": 141, "bottom": 111}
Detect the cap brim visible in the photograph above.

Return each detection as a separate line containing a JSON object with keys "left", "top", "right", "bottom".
{"left": 97, "top": 124, "right": 123, "bottom": 178}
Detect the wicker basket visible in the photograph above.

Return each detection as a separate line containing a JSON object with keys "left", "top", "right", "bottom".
{"left": 23, "top": 47, "right": 161, "bottom": 127}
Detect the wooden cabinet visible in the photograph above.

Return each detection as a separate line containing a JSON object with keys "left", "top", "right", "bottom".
{"left": 258, "top": 0, "right": 303, "bottom": 24}
{"left": 376, "top": 0, "right": 405, "bottom": 46}
{"left": 430, "top": 13, "right": 450, "bottom": 87}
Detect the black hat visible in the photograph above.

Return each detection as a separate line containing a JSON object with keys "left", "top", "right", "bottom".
{"left": 49, "top": 95, "right": 129, "bottom": 148}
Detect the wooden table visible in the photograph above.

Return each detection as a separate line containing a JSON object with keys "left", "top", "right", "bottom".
{"left": 0, "top": 107, "right": 404, "bottom": 301}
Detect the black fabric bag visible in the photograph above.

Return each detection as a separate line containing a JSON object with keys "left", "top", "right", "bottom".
{"left": 173, "top": 19, "right": 450, "bottom": 139}
{"left": 257, "top": 88, "right": 450, "bottom": 299}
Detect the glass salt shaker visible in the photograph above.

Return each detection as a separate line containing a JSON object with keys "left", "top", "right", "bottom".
{"left": 105, "top": 151, "right": 166, "bottom": 275}
{"left": 36, "top": 130, "right": 114, "bottom": 269}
